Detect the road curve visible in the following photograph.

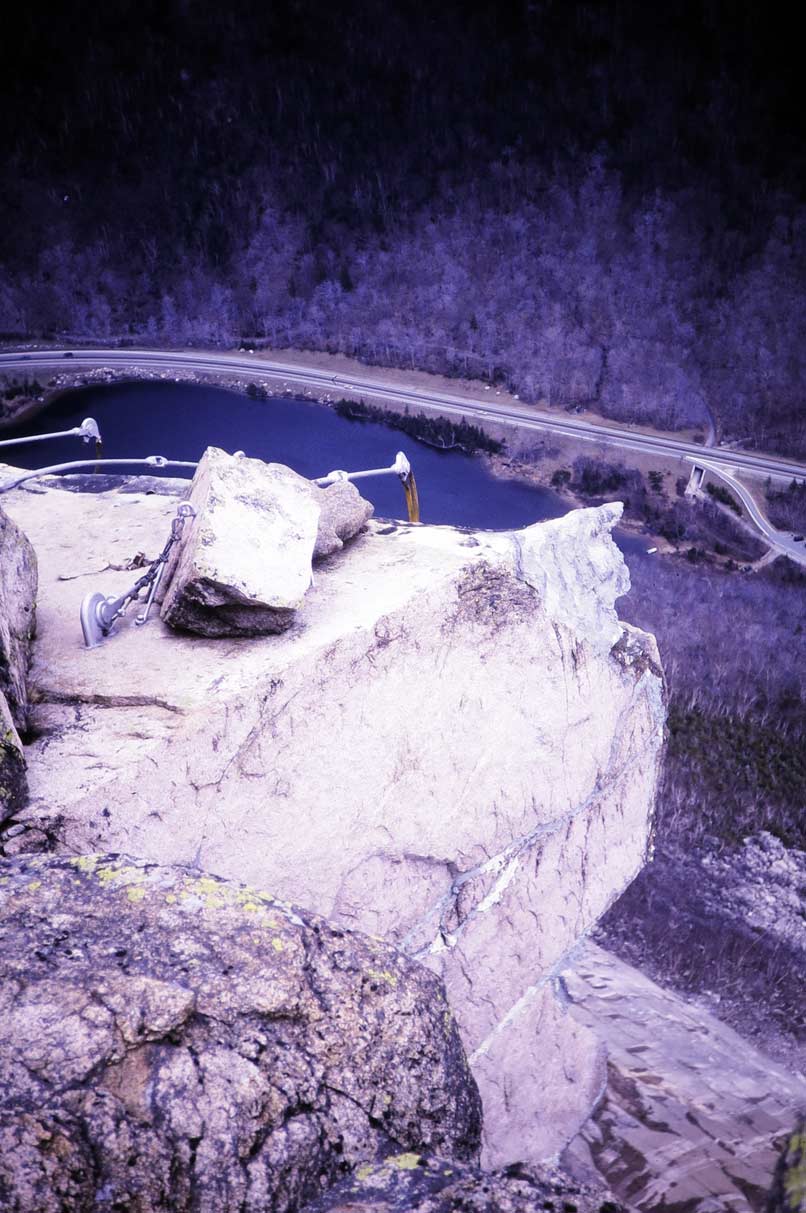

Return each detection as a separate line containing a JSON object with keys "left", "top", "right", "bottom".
{"left": 691, "top": 456, "right": 806, "bottom": 566}
{"left": 2, "top": 347, "right": 806, "bottom": 484}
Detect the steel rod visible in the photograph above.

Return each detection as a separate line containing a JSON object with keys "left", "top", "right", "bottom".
{"left": 314, "top": 451, "right": 411, "bottom": 486}
{"left": 2, "top": 448, "right": 417, "bottom": 525}
{"left": 0, "top": 417, "right": 102, "bottom": 450}
{"left": 0, "top": 454, "right": 197, "bottom": 494}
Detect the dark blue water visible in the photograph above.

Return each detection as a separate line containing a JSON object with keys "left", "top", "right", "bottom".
{"left": 4, "top": 381, "right": 569, "bottom": 527}
{"left": 2, "top": 380, "right": 650, "bottom": 560}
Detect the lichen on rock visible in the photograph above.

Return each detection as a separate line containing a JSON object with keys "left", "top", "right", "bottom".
{"left": 299, "top": 1150, "right": 624, "bottom": 1213}
{"left": 769, "top": 1120, "right": 806, "bottom": 1213}
{"left": 0, "top": 853, "right": 482, "bottom": 1213}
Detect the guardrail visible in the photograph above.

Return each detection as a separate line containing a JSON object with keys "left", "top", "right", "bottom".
{"left": 0, "top": 446, "right": 420, "bottom": 646}
{"left": 0, "top": 449, "right": 420, "bottom": 522}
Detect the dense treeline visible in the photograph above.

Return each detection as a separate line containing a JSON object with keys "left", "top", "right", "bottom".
{"left": 1, "top": 1, "right": 805, "bottom": 454}
{"left": 621, "top": 554, "right": 806, "bottom": 851}
{"left": 333, "top": 400, "right": 503, "bottom": 455}
{"left": 766, "top": 478, "right": 806, "bottom": 531}
{"left": 0, "top": 378, "right": 43, "bottom": 405}
{"left": 705, "top": 482, "right": 741, "bottom": 515}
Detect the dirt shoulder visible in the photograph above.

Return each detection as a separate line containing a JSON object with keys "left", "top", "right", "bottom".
{"left": 247, "top": 344, "right": 711, "bottom": 445}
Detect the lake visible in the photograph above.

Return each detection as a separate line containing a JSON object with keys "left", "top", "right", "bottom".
{"left": 1, "top": 379, "right": 649, "bottom": 560}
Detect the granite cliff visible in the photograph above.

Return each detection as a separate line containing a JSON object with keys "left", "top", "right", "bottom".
{"left": 0, "top": 467, "right": 665, "bottom": 1167}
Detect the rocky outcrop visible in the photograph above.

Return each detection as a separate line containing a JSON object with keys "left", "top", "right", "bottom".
{"left": 0, "top": 853, "right": 481, "bottom": 1213}
{"left": 311, "top": 478, "right": 374, "bottom": 560}
{"left": 699, "top": 832, "right": 806, "bottom": 953}
{"left": 300, "top": 1151, "right": 623, "bottom": 1213}
{"left": 159, "top": 448, "right": 372, "bottom": 636}
{"left": 1, "top": 481, "right": 665, "bottom": 1166}
{"left": 498, "top": 501, "right": 629, "bottom": 655}
{"left": 0, "top": 502, "right": 37, "bottom": 822}
{"left": 0, "top": 502, "right": 37, "bottom": 729}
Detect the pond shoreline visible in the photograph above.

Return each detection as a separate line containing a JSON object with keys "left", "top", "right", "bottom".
{"left": 2, "top": 365, "right": 577, "bottom": 512}
{"left": 0, "top": 367, "right": 768, "bottom": 568}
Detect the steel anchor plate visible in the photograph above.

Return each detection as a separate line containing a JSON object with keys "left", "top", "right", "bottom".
{"left": 80, "top": 592, "right": 116, "bottom": 649}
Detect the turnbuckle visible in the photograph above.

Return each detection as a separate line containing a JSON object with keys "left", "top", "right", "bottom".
{"left": 79, "top": 503, "right": 195, "bottom": 648}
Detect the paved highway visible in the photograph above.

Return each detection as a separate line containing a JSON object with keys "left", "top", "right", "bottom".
{"left": 2, "top": 346, "right": 805, "bottom": 485}
{"left": 690, "top": 456, "right": 806, "bottom": 566}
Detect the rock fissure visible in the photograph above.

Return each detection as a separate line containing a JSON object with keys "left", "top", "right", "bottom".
{"left": 209, "top": 684, "right": 309, "bottom": 790}
{"left": 33, "top": 690, "right": 186, "bottom": 715}
{"left": 409, "top": 719, "right": 663, "bottom": 963}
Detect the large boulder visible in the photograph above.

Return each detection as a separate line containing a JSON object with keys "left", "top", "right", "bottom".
{"left": 0, "top": 853, "right": 481, "bottom": 1213}
{"left": 2, "top": 483, "right": 665, "bottom": 1166}
{"left": 159, "top": 449, "right": 372, "bottom": 637}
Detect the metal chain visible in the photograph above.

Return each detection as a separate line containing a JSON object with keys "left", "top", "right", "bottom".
{"left": 106, "top": 503, "right": 195, "bottom": 626}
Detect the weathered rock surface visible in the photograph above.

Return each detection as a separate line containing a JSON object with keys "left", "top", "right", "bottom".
{"left": 160, "top": 448, "right": 322, "bottom": 635}
{"left": 311, "top": 478, "right": 374, "bottom": 560}
{"left": 0, "top": 853, "right": 481, "bottom": 1213}
{"left": 0, "top": 502, "right": 36, "bottom": 822}
{"left": 562, "top": 942, "right": 806, "bottom": 1212}
{"left": 501, "top": 501, "right": 630, "bottom": 655}
{"left": 0, "top": 501, "right": 37, "bottom": 729}
{"left": 300, "top": 1151, "right": 623, "bottom": 1212}
{"left": 0, "top": 693, "right": 27, "bottom": 826}
{"left": 1, "top": 482, "right": 665, "bottom": 1166}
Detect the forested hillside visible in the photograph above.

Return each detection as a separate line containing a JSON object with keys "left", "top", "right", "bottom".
{"left": 1, "top": 0, "right": 805, "bottom": 454}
